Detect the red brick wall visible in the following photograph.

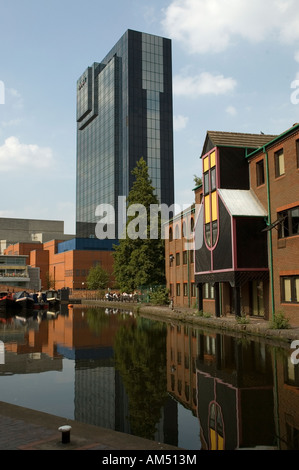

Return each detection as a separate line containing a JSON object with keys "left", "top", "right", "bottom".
{"left": 249, "top": 128, "right": 299, "bottom": 323}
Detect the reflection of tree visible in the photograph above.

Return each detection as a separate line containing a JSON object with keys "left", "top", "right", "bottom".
{"left": 85, "top": 308, "right": 110, "bottom": 334}
{"left": 114, "top": 318, "right": 168, "bottom": 440}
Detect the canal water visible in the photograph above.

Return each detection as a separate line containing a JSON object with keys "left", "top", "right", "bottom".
{"left": 0, "top": 305, "right": 298, "bottom": 450}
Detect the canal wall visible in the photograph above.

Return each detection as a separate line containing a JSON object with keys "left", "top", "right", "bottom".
{"left": 73, "top": 299, "right": 299, "bottom": 348}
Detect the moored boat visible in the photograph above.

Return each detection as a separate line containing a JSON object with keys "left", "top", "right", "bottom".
{"left": 13, "top": 291, "right": 35, "bottom": 313}
{"left": 0, "top": 291, "right": 15, "bottom": 312}
{"left": 46, "top": 290, "right": 60, "bottom": 308}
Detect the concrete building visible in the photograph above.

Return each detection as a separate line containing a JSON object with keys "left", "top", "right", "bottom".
{"left": 0, "top": 254, "right": 40, "bottom": 291}
{"left": 0, "top": 217, "right": 73, "bottom": 254}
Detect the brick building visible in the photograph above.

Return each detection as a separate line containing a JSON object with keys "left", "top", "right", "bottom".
{"left": 247, "top": 123, "right": 299, "bottom": 324}
{"left": 164, "top": 186, "right": 202, "bottom": 308}
{"left": 5, "top": 238, "right": 115, "bottom": 291}
{"left": 166, "top": 124, "right": 299, "bottom": 325}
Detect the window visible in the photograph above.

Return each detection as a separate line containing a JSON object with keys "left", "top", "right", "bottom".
{"left": 212, "top": 220, "right": 218, "bottom": 246}
{"left": 296, "top": 139, "right": 299, "bottom": 169}
{"left": 205, "top": 223, "right": 211, "bottom": 247}
{"left": 203, "top": 283, "right": 215, "bottom": 299}
{"left": 169, "top": 284, "right": 173, "bottom": 296}
{"left": 210, "top": 167, "right": 216, "bottom": 191}
{"left": 176, "top": 252, "right": 180, "bottom": 266}
{"left": 191, "top": 283, "right": 196, "bottom": 297}
{"left": 190, "top": 217, "right": 194, "bottom": 233}
{"left": 204, "top": 172, "right": 209, "bottom": 195}
{"left": 256, "top": 159, "right": 265, "bottom": 186}
{"left": 183, "top": 251, "right": 187, "bottom": 264}
{"left": 278, "top": 206, "right": 299, "bottom": 238}
{"left": 274, "top": 148, "right": 285, "bottom": 177}
{"left": 183, "top": 283, "right": 188, "bottom": 296}
{"left": 169, "top": 254, "right": 174, "bottom": 266}
{"left": 190, "top": 250, "right": 194, "bottom": 264}
{"left": 169, "top": 227, "right": 173, "bottom": 242}
{"left": 281, "top": 276, "right": 299, "bottom": 303}
{"left": 176, "top": 283, "right": 180, "bottom": 296}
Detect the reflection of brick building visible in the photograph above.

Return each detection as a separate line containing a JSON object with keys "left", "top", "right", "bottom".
{"left": 277, "top": 355, "right": 299, "bottom": 450}
{"left": 166, "top": 322, "right": 198, "bottom": 417}
{"left": 5, "top": 238, "right": 115, "bottom": 291}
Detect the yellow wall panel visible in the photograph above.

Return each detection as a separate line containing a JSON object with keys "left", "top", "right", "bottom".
{"left": 210, "top": 151, "right": 216, "bottom": 168}
{"left": 203, "top": 157, "right": 209, "bottom": 173}
{"left": 211, "top": 191, "right": 217, "bottom": 221}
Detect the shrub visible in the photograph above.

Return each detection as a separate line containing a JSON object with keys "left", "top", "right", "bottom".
{"left": 270, "top": 311, "right": 290, "bottom": 329}
{"left": 150, "top": 286, "right": 170, "bottom": 305}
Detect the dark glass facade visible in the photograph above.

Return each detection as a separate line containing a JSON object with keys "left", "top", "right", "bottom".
{"left": 76, "top": 29, "right": 174, "bottom": 238}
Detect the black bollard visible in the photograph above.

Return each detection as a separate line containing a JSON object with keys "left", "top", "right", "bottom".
{"left": 58, "top": 425, "right": 72, "bottom": 444}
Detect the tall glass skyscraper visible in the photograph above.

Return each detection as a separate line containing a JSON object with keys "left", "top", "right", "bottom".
{"left": 76, "top": 29, "right": 174, "bottom": 238}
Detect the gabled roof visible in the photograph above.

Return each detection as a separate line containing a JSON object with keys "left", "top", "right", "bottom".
{"left": 201, "top": 131, "right": 277, "bottom": 157}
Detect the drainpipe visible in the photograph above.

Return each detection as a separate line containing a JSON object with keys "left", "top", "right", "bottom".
{"left": 264, "top": 147, "right": 275, "bottom": 320}
{"left": 187, "top": 246, "right": 190, "bottom": 308}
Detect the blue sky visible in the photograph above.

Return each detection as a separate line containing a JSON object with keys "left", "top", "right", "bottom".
{"left": 0, "top": 0, "right": 299, "bottom": 234}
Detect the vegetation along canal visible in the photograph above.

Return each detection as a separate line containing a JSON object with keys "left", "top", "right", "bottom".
{"left": 0, "top": 304, "right": 298, "bottom": 450}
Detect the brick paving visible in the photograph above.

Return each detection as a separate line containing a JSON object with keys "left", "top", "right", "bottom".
{"left": 0, "top": 402, "right": 178, "bottom": 451}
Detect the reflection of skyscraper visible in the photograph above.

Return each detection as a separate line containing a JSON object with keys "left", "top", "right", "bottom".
{"left": 76, "top": 29, "right": 174, "bottom": 238}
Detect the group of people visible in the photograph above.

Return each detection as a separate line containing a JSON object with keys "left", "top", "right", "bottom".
{"left": 104, "top": 292, "right": 138, "bottom": 302}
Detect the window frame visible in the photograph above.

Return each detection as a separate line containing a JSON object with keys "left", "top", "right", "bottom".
{"left": 256, "top": 159, "right": 265, "bottom": 186}
{"left": 281, "top": 276, "right": 299, "bottom": 304}
{"left": 278, "top": 206, "right": 299, "bottom": 239}
{"left": 274, "top": 148, "right": 285, "bottom": 178}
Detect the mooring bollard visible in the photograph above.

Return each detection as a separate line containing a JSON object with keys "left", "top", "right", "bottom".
{"left": 58, "top": 425, "right": 72, "bottom": 444}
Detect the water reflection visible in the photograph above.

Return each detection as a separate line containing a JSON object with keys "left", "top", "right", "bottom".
{"left": 0, "top": 305, "right": 298, "bottom": 450}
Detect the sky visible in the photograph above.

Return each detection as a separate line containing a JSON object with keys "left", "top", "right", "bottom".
{"left": 0, "top": 0, "right": 299, "bottom": 234}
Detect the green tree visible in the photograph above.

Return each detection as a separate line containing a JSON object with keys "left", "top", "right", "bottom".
{"left": 193, "top": 174, "right": 202, "bottom": 187}
{"left": 86, "top": 264, "right": 110, "bottom": 290}
{"left": 113, "top": 157, "right": 165, "bottom": 292}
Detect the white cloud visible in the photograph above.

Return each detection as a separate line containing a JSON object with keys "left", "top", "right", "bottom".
{"left": 173, "top": 72, "right": 237, "bottom": 96}
{"left": 174, "top": 114, "right": 189, "bottom": 131}
{"left": 0, "top": 136, "right": 53, "bottom": 172}
{"left": 162, "top": 0, "right": 299, "bottom": 54}
{"left": 226, "top": 105, "right": 237, "bottom": 116}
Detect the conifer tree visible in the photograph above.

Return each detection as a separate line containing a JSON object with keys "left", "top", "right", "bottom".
{"left": 113, "top": 157, "right": 165, "bottom": 292}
